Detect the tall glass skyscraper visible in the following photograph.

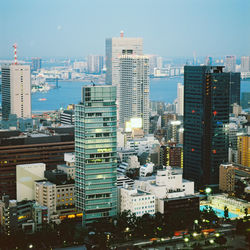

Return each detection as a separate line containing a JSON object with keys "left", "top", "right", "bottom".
{"left": 75, "top": 85, "right": 117, "bottom": 224}
{"left": 183, "top": 66, "right": 230, "bottom": 188}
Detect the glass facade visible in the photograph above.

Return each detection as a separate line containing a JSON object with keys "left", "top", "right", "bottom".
{"left": 183, "top": 66, "right": 230, "bottom": 188}
{"left": 75, "top": 85, "right": 117, "bottom": 224}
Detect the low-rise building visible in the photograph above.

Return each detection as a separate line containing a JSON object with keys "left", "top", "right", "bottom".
{"left": 119, "top": 187, "right": 155, "bottom": 217}
{"left": 135, "top": 166, "right": 199, "bottom": 215}
{"left": 219, "top": 163, "right": 250, "bottom": 193}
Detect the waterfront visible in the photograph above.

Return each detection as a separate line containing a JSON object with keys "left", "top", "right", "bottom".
{"left": 0, "top": 77, "right": 249, "bottom": 112}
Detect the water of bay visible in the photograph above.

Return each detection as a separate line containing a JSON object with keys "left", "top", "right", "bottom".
{"left": 0, "top": 77, "right": 250, "bottom": 112}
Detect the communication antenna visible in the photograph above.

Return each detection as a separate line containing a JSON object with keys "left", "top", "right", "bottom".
{"left": 13, "top": 43, "right": 17, "bottom": 65}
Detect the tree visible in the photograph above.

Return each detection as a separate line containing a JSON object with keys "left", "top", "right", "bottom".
{"left": 244, "top": 208, "right": 248, "bottom": 218}
{"left": 215, "top": 235, "right": 227, "bottom": 246}
{"left": 224, "top": 206, "right": 229, "bottom": 220}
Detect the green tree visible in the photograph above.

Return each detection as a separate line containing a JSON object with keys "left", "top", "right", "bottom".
{"left": 215, "top": 235, "right": 227, "bottom": 246}
{"left": 224, "top": 206, "right": 229, "bottom": 219}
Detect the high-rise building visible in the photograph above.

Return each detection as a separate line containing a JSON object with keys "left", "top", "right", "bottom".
{"left": 183, "top": 66, "right": 230, "bottom": 188}
{"left": 105, "top": 32, "right": 143, "bottom": 99}
{"left": 119, "top": 55, "right": 150, "bottom": 134}
{"left": 241, "top": 56, "right": 250, "bottom": 72}
{"left": 32, "top": 58, "right": 42, "bottom": 71}
{"left": 159, "top": 143, "right": 183, "bottom": 168}
{"left": 225, "top": 55, "right": 236, "bottom": 72}
{"left": 205, "top": 56, "right": 212, "bottom": 66}
{"left": 237, "top": 135, "right": 250, "bottom": 167}
{"left": 75, "top": 85, "right": 117, "bottom": 224}
{"left": 229, "top": 72, "right": 241, "bottom": 112}
{"left": 87, "top": 55, "right": 104, "bottom": 74}
{"left": 241, "top": 92, "right": 250, "bottom": 109}
{"left": 1, "top": 64, "right": 31, "bottom": 119}
{"left": 177, "top": 83, "right": 184, "bottom": 116}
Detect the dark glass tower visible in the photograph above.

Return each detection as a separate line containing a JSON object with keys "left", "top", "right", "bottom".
{"left": 229, "top": 72, "right": 240, "bottom": 112}
{"left": 183, "top": 66, "right": 230, "bottom": 188}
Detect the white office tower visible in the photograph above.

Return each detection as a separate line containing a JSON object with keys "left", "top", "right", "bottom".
{"left": 225, "top": 55, "right": 236, "bottom": 72}
{"left": 105, "top": 32, "right": 143, "bottom": 100}
{"left": 241, "top": 56, "right": 250, "bottom": 72}
{"left": 1, "top": 64, "right": 31, "bottom": 119}
{"left": 119, "top": 55, "right": 150, "bottom": 134}
{"left": 87, "top": 55, "right": 104, "bottom": 74}
{"left": 176, "top": 83, "right": 184, "bottom": 116}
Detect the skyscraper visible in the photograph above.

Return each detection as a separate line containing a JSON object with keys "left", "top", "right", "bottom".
{"left": 183, "top": 66, "right": 230, "bottom": 188}
{"left": 176, "top": 83, "right": 184, "bottom": 116}
{"left": 119, "top": 55, "right": 150, "bottom": 134}
{"left": 225, "top": 55, "right": 236, "bottom": 72}
{"left": 241, "top": 56, "right": 250, "bottom": 72}
{"left": 75, "top": 85, "right": 117, "bottom": 224}
{"left": 105, "top": 32, "right": 143, "bottom": 98}
{"left": 1, "top": 64, "right": 31, "bottom": 119}
{"left": 87, "top": 55, "right": 104, "bottom": 74}
{"left": 229, "top": 72, "right": 241, "bottom": 112}
{"left": 31, "top": 58, "right": 42, "bottom": 71}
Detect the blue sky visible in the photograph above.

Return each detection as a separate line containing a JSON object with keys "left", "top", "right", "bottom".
{"left": 1, "top": 0, "right": 250, "bottom": 58}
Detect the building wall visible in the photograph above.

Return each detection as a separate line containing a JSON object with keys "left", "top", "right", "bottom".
{"left": 119, "top": 188, "right": 155, "bottom": 216}
{"left": 1, "top": 64, "right": 31, "bottom": 119}
{"left": 0, "top": 139, "right": 74, "bottom": 199}
{"left": 75, "top": 86, "right": 117, "bottom": 223}
{"left": 119, "top": 55, "right": 150, "bottom": 134}
{"left": 35, "top": 181, "right": 56, "bottom": 217}
{"left": 16, "top": 163, "right": 45, "bottom": 201}
{"left": 183, "top": 66, "right": 230, "bottom": 188}
{"left": 238, "top": 135, "right": 250, "bottom": 167}
{"left": 219, "top": 164, "right": 235, "bottom": 192}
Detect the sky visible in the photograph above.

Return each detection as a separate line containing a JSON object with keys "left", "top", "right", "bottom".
{"left": 1, "top": 0, "right": 250, "bottom": 59}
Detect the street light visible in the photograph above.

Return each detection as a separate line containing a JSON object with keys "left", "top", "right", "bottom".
{"left": 205, "top": 187, "right": 212, "bottom": 195}
{"left": 215, "top": 233, "right": 220, "bottom": 237}
{"left": 28, "top": 244, "right": 33, "bottom": 249}
{"left": 184, "top": 238, "right": 189, "bottom": 243}
{"left": 193, "top": 232, "right": 198, "bottom": 237}
{"left": 209, "top": 239, "right": 214, "bottom": 244}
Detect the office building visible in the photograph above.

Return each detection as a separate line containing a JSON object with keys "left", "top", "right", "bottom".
{"left": 0, "top": 130, "right": 74, "bottom": 199}
{"left": 32, "top": 58, "right": 42, "bottom": 71}
{"left": 135, "top": 167, "right": 199, "bottom": 216}
{"left": 159, "top": 143, "right": 183, "bottom": 168}
{"left": 119, "top": 187, "right": 155, "bottom": 217}
{"left": 241, "top": 92, "right": 250, "bottom": 109}
{"left": 229, "top": 72, "right": 241, "bottom": 112}
{"left": 225, "top": 55, "right": 236, "bottom": 72}
{"left": 241, "top": 56, "right": 250, "bottom": 72}
{"left": 35, "top": 180, "right": 56, "bottom": 217}
{"left": 75, "top": 85, "right": 117, "bottom": 224}
{"left": 1, "top": 64, "right": 31, "bottom": 119}
{"left": 105, "top": 32, "right": 143, "bottom": 104}
{"left": 87, "top": 55, "right": 104, "bottom": 74}
{"left": 183, "top": 66, "right": 230, "bottom": 188}
{"left": 176, "top": 83, "right": 184, "bottom": 116}
{"left": 60, "top": 109, "right": 75, "bottom": 125}
{"left": 237, "top": 135, "right": 250, "bottom": 167}
{"left": 219, "top": 163, "right": 250, "bottom": 193}
{"left": 205, "top": 56, "right": 212, "bottom": 66}
{"left": 119, "top": 55, "right": 150, "bottom": 134}
{"left": 16, "top": 163, "right": 46, "bottom": 201}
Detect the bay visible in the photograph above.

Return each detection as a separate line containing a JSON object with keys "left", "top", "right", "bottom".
{"left": 0, "top": 77, "right": 250, "bottom": 112}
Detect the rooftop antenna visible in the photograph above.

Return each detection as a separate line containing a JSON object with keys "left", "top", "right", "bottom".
{"left": 13, "top": 43, "right": 17, "bottom": 65}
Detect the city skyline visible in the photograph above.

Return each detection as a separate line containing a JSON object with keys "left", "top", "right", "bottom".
{"left": 1, "top": 0, "right": 250, "bottom": 58}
